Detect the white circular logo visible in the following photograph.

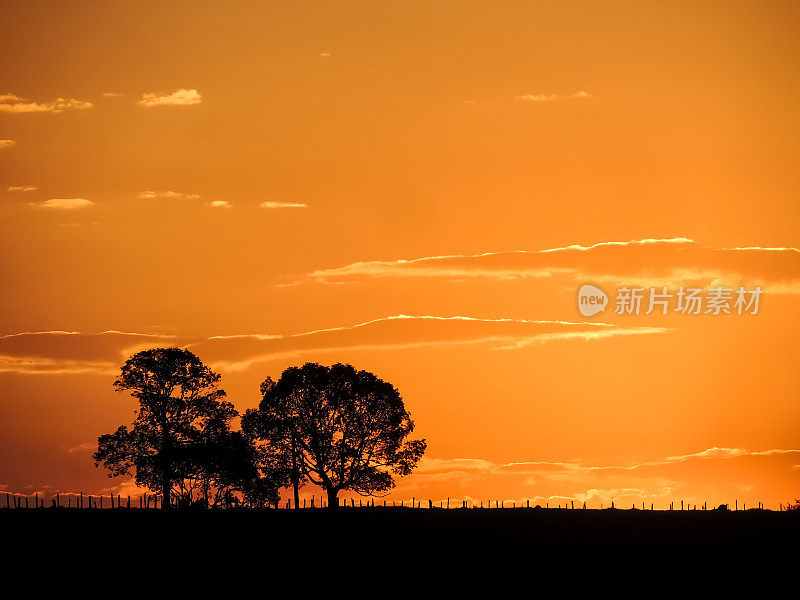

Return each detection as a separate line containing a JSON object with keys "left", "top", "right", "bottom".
{"left": 578, "top": 284, "right": 608, "bottom": 317}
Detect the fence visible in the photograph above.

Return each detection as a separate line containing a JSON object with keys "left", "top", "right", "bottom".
{"left": 1, "top": 491, "right": 787, "bottom": 511}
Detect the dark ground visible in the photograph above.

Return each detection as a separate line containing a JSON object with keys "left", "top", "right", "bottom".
{"left": 3, "top": 506, "right": 797, "bottom": 552}
{"left": 3, "top": 507, "right": 796, "bottom": 585}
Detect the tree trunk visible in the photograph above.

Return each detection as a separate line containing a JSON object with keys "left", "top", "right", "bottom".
{"left": 291, "top": 435, "right": 300, "bottom": 509}
{"left": 326, "top": 487, "right": 339, "bottom": 510}
{"left": 162, "top": 475, "right": 170, "bottom": 510}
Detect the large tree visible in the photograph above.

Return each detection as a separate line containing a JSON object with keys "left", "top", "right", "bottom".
{"left": 243, "top": 362, "right": 426, "bottom": 509}
{"left": 94, "top": 348, "right": 247, "bottom": 509}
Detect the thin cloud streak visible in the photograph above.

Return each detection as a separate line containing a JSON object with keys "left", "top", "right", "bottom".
{"left": 495, "top": 327, "right": 672, "bottom": 350}
{"left": 0, "top": 355, "right": 116, "bottom": 375}
{"left": 287, "top": 237, "right": 800, "bottom": 293}
{"left": 398, "top": 447, "right": 800, "bottom": 507}
{"left": 295, "top": 237, "right": 696, "bottom": 283}
{"left": 207, "top": 315, "right": 617, "bottom": 341}
{"left": 203, "top": 315, "right": 663, "bottom": 372}
{"left": 260, "top": 201, "right": 308, "bottom": 209}
{"left": 138, "top": 88, "right": 202, "bottom": 107}
{"left": 0, "top": 93, "right": 92, "bottom": 113}
{"left": 138, "top": 190, "right": 200, "bottom": 200}
{"left": 207, "top": 200, "right": 232, "bottom": 208}
{"left": 516, "top": 90, "right": 591, "bottom": 102}
{"left": 0, "top": 329, "right": 175, "bottom": 340}
{"left": 34, "top": 198, "right": 94, "bottom": 209}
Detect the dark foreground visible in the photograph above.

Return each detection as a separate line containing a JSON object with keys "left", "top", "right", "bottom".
{"left": 3, "top": 506, "right": 797, "bottom": 554}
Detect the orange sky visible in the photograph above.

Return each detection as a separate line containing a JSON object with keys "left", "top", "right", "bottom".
{"left": 1, "top": 1, "right": 799, "bottom": 508}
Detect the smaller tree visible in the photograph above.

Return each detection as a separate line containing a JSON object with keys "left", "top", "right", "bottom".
{"left": 94, "top": 348, "right": 246, "bottom": 509}
{"left": 245, "top": 363, "right": 426, "bottom": 509}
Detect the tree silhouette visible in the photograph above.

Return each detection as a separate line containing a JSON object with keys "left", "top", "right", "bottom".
{"left": 241, "top": 376, "right": 304, "bottom": 509}
{"left": 243, "top": 362, "right": 426, "bottom": 509}
{"left": 94, "top": 348, "right": 244, "bottom": 509}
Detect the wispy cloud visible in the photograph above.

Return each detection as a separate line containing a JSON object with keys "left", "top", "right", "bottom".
{"left": 66, "top": 442, "right": 95, "bottom": 455}
{"left": 0, "top": 139, "right": 16, "bottom": 149}
{"left": 539, "top": 237, "right": 694, "bottom": 253}
{"left": 495, "top": 326, "right": 671, "bottom": 350}
{"left": 138, "top": 190, "right": 200, "bottom": 200}
{"left": 0, "top": 314, "right": 666, "bottom": 375}
{"left": 285, "top": 237, "right": 800, "bottom": 293}
{"left": 207, "top": 200, "right": 232, "bottom": 208}
{"left": 0, "top": 355, "right": 116, "bottom": 375}
{"left": 59, "top": 221, "right": 99, "bottom": 228}
{"left": 260, "top": 201, "right": 308, "bottom": 209}
{"left": 0, "top": 93, "right": 93, "bottom": 113}
{"left": 138, "top": 88, "right": 202, "bottom": 107}
{"left": 400, "top": 447, "right": 800, "bottom": 507}
{"left": 0, "top": 330, "right": 81, "bottom": 340}
{"left": 516, "top": 90, "right": 591, "bottom": 102}
{"left": 318, "top": 51, "right": 331, "bottom": 58}
{"left": 293, "top": 238, "right": 693, "bottom": 283}
{"left": 208, "top": 315, "right": 615, "bottom": 341}
{"left": 0, "top": 330, "right": 179, "bottom": 374}
{"left": 34, "top": 198, "right": 94, "bottom": 209}
{"left": 7, "top": 185, "right": 37, "bottom": 192}
{"left": 102, "top": 92, "right": 124, "bottom": 98}
{"left": 194, "top": 314, "right": 663, "bottom": 372}
{"left": 723, "top": 246, "right": 800, "bottom": 253}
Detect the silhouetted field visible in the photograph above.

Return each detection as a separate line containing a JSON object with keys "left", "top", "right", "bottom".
{"left": 3, "top": 507, "right": 797, "bottom": 555}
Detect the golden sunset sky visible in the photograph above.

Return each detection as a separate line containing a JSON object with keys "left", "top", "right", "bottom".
{"left": 1, "top": 1, "right": 799, "bottom": 508}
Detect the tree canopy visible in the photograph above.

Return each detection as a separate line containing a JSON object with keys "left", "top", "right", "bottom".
{"left": 94, "top": 348, "right": 279, "bottom": 508}
{"left": 243, "top": 362, "right": 426, "bottom": 508}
